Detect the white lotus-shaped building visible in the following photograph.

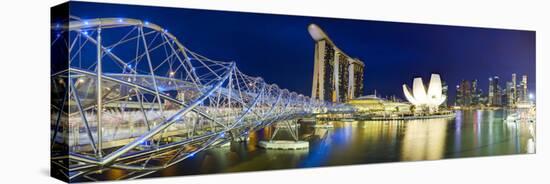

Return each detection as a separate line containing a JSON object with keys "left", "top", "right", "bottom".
{"left": 402, "top": 74, "right": 446, "bottom": 111}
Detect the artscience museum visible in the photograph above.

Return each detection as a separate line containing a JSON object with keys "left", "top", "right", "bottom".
{"left": 403, "top": 74, "right": 447, "bottom": 112}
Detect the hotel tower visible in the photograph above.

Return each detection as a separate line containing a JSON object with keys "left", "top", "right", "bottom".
{"left": 308, "top": 24, "right": 365, "bottom": 103}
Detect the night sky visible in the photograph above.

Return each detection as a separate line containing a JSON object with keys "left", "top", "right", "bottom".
{"left": 68, "top": 1, "right": 536, "bottom": 104}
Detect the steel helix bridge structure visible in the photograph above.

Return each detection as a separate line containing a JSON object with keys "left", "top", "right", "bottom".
{"left": 50, "top": 17, "right": 338, "bottom": 181}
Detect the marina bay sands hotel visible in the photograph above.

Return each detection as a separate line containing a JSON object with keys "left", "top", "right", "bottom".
{"left": 309, "top": 24, "right": 365, "bottom": 103}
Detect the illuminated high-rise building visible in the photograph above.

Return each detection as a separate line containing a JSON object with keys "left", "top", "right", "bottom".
{"left": 309, "top": 24, "right": 365, "bottom": 103}
{"left": 505, "top": 81, "right": 514, "bottom": 107}
{"left": 487, "top": 77, "right": 495, "bottom": 106}
{"left": 456, "top": 80, "right": 472, "bottom": 107}
{"left": 521, "top": 75, "right": 528, "bottom": 102}
{"left": 511, "top": 73, "right": 517, "bottom": 105}
{"left": 488, "top": 76, "right": 502, "bottom": 106}
{"left": 471, "top": 79, "right": 481, "bottom": 105}
{"left": 441, "top": 81, "right": 448, "bottom": 107}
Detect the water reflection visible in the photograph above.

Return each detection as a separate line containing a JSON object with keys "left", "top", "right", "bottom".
{"left": 140, "top": 110, "right": 535, "bottom": 179}
{"left": 401, "top": 119, "right": 447, "bottom": 161}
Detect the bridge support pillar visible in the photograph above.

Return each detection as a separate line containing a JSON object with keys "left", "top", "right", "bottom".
{"left": 236, "top": 135, "right": 250, "bottom": 142}
{"left": 258, "top": 120, "right": 309, "bottom": 150}
{"left": 228, "top": 129, "right": 250, "bottom": 143}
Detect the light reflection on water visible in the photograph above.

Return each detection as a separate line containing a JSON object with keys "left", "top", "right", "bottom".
{"left": 139, "top": 110, "right": 535, "bottom": 178}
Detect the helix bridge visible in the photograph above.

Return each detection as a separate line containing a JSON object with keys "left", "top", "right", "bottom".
{"left": 50, "top": 16, "right": 342, "bottom": 181}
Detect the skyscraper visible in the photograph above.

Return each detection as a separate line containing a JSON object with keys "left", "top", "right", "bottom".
{"left": 309, "top": 24, "right": 365, "bottom": 103}
{"left": 511, "top": 73, "right": 517, "bottom": 105}
{"left": 456, "top": 80, "right": 472, "bottom": 107}
{"left": 521, "top": 75, "right": 528, "bottom": 102}
{"left": 441, "top": 81, "right": 448, "bottom": 107}
{"left": 488, "top": 76, "right": 502, "bottom": 106}
{"left": 488, "top": 77, "right": 493, "bottom": 105}
{"left": 505, "top": 81, "right": 514, "bottom": 107}
{"left": 471, "top": 79, "right": 480, "bottom": 105}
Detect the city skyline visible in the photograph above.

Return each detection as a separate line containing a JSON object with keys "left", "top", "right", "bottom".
{"left": 455, "top": 73, "right": 533, "bottom": 107}
{"left": 69, "top": 2, "right": 536, "bottom": 104}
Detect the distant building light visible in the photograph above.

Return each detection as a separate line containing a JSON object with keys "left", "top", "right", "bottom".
{"left": 118, "top": 18, "right": 123, "bottom": 23}
{"left": 529, "top": 93, "right": 534, "bottom": 100}
{"left": 83, "top": 21, "right": 89, "bottom": 25}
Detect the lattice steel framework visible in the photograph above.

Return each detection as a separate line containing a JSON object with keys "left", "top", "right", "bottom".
{"left": 51, "top": 17, "right": 329, "bottom": 181}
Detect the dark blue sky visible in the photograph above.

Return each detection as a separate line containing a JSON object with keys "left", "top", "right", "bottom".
{"left": 69, "top": 1, "right": 536, "bottom": 103}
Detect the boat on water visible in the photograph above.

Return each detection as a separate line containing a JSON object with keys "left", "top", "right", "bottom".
{"left": 505, "top": 112, "right": 535, "bottom": 123}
